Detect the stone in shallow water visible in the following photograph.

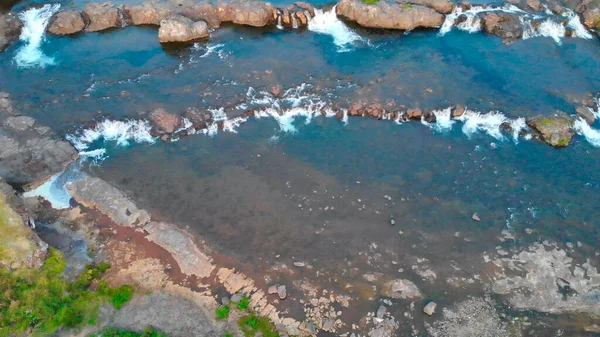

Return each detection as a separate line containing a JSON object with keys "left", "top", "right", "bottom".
{"left": 336, "top": 0, "right": 446, "bottom": 30}
{"left": 277, "top": 285, "right": 287, "bottom": 299}
{"left": 423, "top": 301, "right": 437, "bottom": 315}
{"left": 158, "top": 15, "right": 209, "bottom": 43}
{"left": 527, "top": 112, "right": 575, "bottom": 147}
{"left": 48, "top": 11, "right": 86, "bottom": 35}
{"left": 83, "top": 2, "right": 122, "bottom": 32}
{"left": 381, "top": 279, "right": 422, "bottom": 299}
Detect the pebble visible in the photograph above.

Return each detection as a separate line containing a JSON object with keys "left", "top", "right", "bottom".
{"left": 423, "top": 301, "right": 437, "bottom": 315}
{"left": 277, "top": 285, "right": 287, "bottom": 300}
{"left": 268, "top": 285, "right": 278, "bottom": 295}
{"left": 293, "top": 261, "right": 305, "bottom": 267}
{"left": 472, "top": 213, "right": 481, "bottom": 222}
{"left": 376, "top": 305, "right": 387, "bottom": 319}
{"left": 221, "top": 297, "right": 230, "bottom": 305}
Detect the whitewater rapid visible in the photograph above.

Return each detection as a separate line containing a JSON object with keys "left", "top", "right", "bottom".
{"left": 14, "top": 4, "right": 60, "bottom": 68}
{"left": 307, "top": 6, "right": 364, "bottom": 52}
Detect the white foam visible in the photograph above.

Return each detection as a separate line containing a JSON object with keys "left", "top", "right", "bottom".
{"left": 194, "top": 43, "right": 225, "bottom": 58}
{"left": 508, "top": 117, "right": 527, "bottom": 143}
{"left": 521, "top": 17, "right": 565, "bottom": 44}
{"left": 574, "top": 118, "right": 600, "bottom": 147}
{"left": 564, "top": 9, "right": 593, "bottom": 39}
{"left": 23, "top": 165, "right": 83, "bottom": 209}
{"left": 14, "top": 4, "right": 60, "bottom": 68}
{"left": 308, "top": 6, "right": 364, "bottom": 52}
{"left": 439, "top": 5, "right": 525, "bottom": 36}
{"left": 455, "top": 110, "right": 508, "bottom": 140}
{"left": 426, "top": 107, "right": 455, "bottom": 132}
{"left": 66, "top": 119, "right": 155, "bottom": 152}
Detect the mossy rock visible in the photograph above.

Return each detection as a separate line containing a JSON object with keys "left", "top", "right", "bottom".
{"left": 526, "top": 112, "right": 574, "bottom": 147}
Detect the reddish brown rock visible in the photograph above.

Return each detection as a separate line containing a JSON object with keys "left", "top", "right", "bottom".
{"left": 158, "top": 15, "right": 209, "bottom": 42}
{"left": 184, "top": 108, "right": 209, "bottom": 130}
{"left": 123, "top": 1, "right": 174, "bottom": 26}
{"left": 149, "top": 108, "right": 184, "bottom": 134}
{"left": 452, "top": 105, "right": 465, "bottom": 117}
{"left": 217, "top": 0, "right": 275, "bottom": 27}
{"left": 294, "top": 1, "right": 315, "bottom": 17}
{"left": 83, "top": 2, "right": 122, "bottom": 32}
{"left": 336, "top": 0, "right": 445, "bottom": 30}
{"left": 406, "top": 108, "right": 422, "bottom": 119}
{"left": 48, "top": 11, "right": 86, "bottom": 35}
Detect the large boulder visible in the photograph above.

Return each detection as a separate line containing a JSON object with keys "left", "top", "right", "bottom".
{"left": 381, "top": 279, "right": 422, "bottom": 299}
{"left": 148, "top": 108, "right": 185, "bottom": 132}
{"left": 176, "top": 2, "right": 222, "bottom": 27}
{"left": 158, "top": 15, "right": 209, "bottom": 42}
{"left": 481, "top": 12, "right": 523, "bottom": 39}
{"left": 0, "top": 93, "right": 78, "bottom": 188}
{"left": 577, "top": 0, "right": 600, "bottom": 30}
{"left": 123, "top": 1, "right": 175, "bottom": 26}
{"left": 526, "top": 112, "right": 575, "bottom": 147}
{"left": 48, "top": 10, "right": 87, "bottom": 35}
{"left": 0, "top": 178, "right": 47, "bottom": 270}
{"left": 398, "top": 0, "right": 454, "bottom": 14}
{"left": 217, "top": 0, "right": 275, "bottom": 27}
{"left": 83, "top": 2, "right": 122, "bottom": 32}
{"left": 0, "top": 13, "right": 22, "bottom": 52}
{"left": 336, "top": 0, "right": 445, "bottom": 30}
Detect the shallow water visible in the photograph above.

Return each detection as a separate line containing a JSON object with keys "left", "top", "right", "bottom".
{"left": 2, "top": 0, "right": 600, "bottom": 334}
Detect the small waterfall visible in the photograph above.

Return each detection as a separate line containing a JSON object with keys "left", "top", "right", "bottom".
{"left": 14, "top": 3, "right": 61, "bottom": 68}
{"left": 277, "top": 11, "right": 283, "bottom": 30}
{"left": 564, "top": 9, "right": 592, "bottom": 39}
{"left": 307, "top": 5, "right": 364, "bottom": 52}
{"left": 118, "top": 8, "right": 127, "bottom": 27}
{"left": 292, "top": 14, "right": 299, "bottom": 29}
{"left": 521, "top": 17, "right": 565, "bottom": 44}
{"left": 457, "top": 10, "right": 482, "bottom": 33}
{"left": 305, "top": 10, "right": 312, "bottom": 21}
{"left": 439, "top": 4, "right": 525, "bottom": 36}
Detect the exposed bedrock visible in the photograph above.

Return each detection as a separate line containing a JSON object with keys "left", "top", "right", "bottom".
{"left": 83, "top": 2, "right": 123, "bottom": 32}
{"left": 0, "top": 12, "right": 22, "bottom": 52}
{"left": 335, "top": 0, "right": 448, "bottom": 30}
{"left": 158, "top": 15, "right": 209, "bottom": 42}
{"left": 526, "top": 112, "right": 575, "bottom": 147}
{"left": 48, "top": 10, "right": 86, "bottom": 35}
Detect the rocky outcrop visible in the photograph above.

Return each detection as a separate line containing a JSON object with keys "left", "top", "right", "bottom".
{"left": 526, "top": 112, "right": 575, "bottom": 147}
{"left": 158, "top": 15, "right": 209, "bottom": 42}
{"left": 336, "top": 0, "right": 446, "bottom": 30}
{"left": 577, "top": 0, "right": 600, "bottom": 30}
{"left": 576, "top": 106, "right": 596, "bottom": 125}
{"left": 381, "top": 279, "right": 422, "bottom": 299}
{"left": 0, "top": 179, "right": 47, "bottom": 269}
{"left": 0, "top": 13, "right": 22, "bottom": 52}
{"left": 217, "top": 0, "right": 275, "bottom": 27}
{"left": 0, "top": 93, "right": 78, "bottom": 188}
{"left": 123, "top": 1, "right": 175, "bottom": 26}
{"left": 148, "top": 108, "right": 184, "bottom": 133}
{"left": 481, "top": 11, "right": 523, "bottom": 39}
{"left": 83, "top": 2, "right": 123, "bottom": 32}
{"left": 399, "top": 0, "right": 454, "bottom": 14}
{"left": 48, "top": 10, "right": 86, "bottom": 35}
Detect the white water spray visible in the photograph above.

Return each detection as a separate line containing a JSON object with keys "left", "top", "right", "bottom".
{"left": 574, "top": 118, "right": 600, "bottom": 147}
{"left": 564, "top": 9, "right": 593, "bottom": 39}
{"left": 308, "top": 6, "right": 364, "bottom": 52}
{"left": 66, "top": 119, "right": 155, "bottom": 154}
{"left": 14, "top": 4, "right": 60, "bottom": 68}
{"left": 292, "top": 14, "right": 299, "bottom": 29}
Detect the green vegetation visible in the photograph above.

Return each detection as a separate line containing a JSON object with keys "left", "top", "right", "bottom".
{"left": 238, "top": 314, "right": 279, "bottom": 337}
{"left": 0, "top": 191, "right": 37, "bottom": 268}
{"left": 224, "top": 332, "right": 233, "bottom": 337}
{"left": 94, "top": 327, "right": 169, "bottom": 337}
{"left": 401, "top": 3, "right": 413, "bottom": 8}
{"left": 0, "top": 249, "right": 134, "bottom": 336}
{"left": 237, "top": 296, "right": 249, "bottom": 311}
{"left": 215, "top": 305, "right": 230, "bottom": 320}
{"left": 361, "top": 0, "right": 379, "bottom": 4}
{"left": 557, "top": 137, "right": 570, "bottom": 147}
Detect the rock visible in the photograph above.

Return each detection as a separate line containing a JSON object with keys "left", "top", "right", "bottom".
{"left": 217, "top": 0, "right": 275, "bottom": 27}
{"left": 268, "top": 285, "right": 278, "bottom": 294}
{"left": 390, "top": 216, "right": 396, "bottom": 225}
{"left": 376, "top": 305, "right": 387, "bottom": 319}
{"left": 183, "top": 107, "right": 209, "bottom": 130}
{"left": 48, "top": 11, "right": 86, "bottom": 35}
{"left": 294, "top": 2, "right": 315, "bottom": 17}
{"left": 0, "top": 179, "right": 47, "bottom": 269}
{"left": 144, "top": 221, "right": 215, "bottom": 278}
{"left": 158, "top": 15, "right": 209, "bottom": 43}
{"left": 526, "top": 0, "right": 541, "bottom": 11}
{"left": 422, "top": 110, "right": 436, "bottom": 123}
{"left": 452, "top": 105, "right": 465, "bottom": 117}
{"left": 270, "top": 85, "right": 281, "bottom": 96}
{"left": 231, "top": 293, "right": 242, "bottom": 303}
{"left": 472, "top": 213, "right": 480, "bottom": 222}
{"left": 66, "top": 173, "right": 151, "bottom": 227}
{"left": 123, "top": 1, "right": 174, "bottom": 26}
{"left": 0, "top": 13, "right": 22, "bottom": 52}
{"left": 381, "top": 279, "right": 422, "bottom": 299}
{"left": 149, "top": 108, "right": 184, "bottom": 134}
{"left": 423, "top": 301, "right": 437, "bottom": 315}
{"left": 293, "top": 261, "right": 305, "bottom": 267}
{"left": 176, "top": 2, "right": 221, "bottom": 27}
{"left": 294, "top": 11, "right": 308, "bottom": 25}
{"left": 83, "top": 2, "right": 122, "bottom": 32}
{"left": 336, "top": 0, "right": 445, "bottom": 30}
{"left": 221, "top": 297, "right": 230, "bottom": 305}
{"left": 4, "top": 116, "right": 35, "bottom": 132}
{"left": 322, "top": 318, "right": 334, "bottom": 331}
{"left": 575, "top": 106, "right": 596, "bottom": 125}
{"left": 526, "top": 112, "right": 574, "bottom": 147}
{"left": 480, "top": 12, "right": 523, "bottom": 39}
{"left": 406, "top": 108, "right": 422, "bottom": 119}
{"left": 556, "top": 277, "right": 570, "bottom": 292}
{"left": 277, "top": 285, "right": 287, "bottom": 299}
{"left": 398, "top": 0, "right": 454, "bottom": 14}
{"left": 580, "top": 2, "right": 600, "bottom": 30}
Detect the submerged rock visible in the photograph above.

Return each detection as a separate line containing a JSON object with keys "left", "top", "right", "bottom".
{"left": 48, "top": 11, "right": 87, "bottom": 35}
{"left": 381, "top": 279, "right": 422, "bottom": 299}
{"left": 336, "top": 0, "right": 446, "bottom": 30}
{"left": 526, "top": 112, "right": 574, "bottom": 147}
{"left": 158, "top": 15, "right": 209, "bottom": 42}
{"left": 83, "top": 2, "right": 123, "bottom": 32}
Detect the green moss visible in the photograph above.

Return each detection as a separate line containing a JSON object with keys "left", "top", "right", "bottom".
{"left": 557, "top": 137, "right": 570, "bottom": 147}
{"left": 216, "top": 305, "right": 230, "bottom": 320}
{"left": 94, "top": 327, "right": 169, "bottom": 337}
{"left": 237, "top": 295, "right": 250, "bottom": 311}
{"left": 0, "top": 193, "right": 37, "bottom": 268}
{"left": 0, "top": 249, "right": 134, "bottom": 336}
{"left": 361, "top": 0, "right": 379, "bottom": 4}
{"left": 224, "top": 332, "right": 233, "bottom": 337}
{"left": 401, "top": 3, "right": 413, "bottom": 8}
{"left": 238, "top": 314, "right": 279, "bottom": 337}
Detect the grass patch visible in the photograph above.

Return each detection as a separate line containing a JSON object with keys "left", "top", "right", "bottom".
{"left": 361, "top": 0, "right": 379, "bottom": 4}
{"left": 237, "top": 296, "right": 250, "bottom": 311}
{"left": 401, "top": 2, "right": 413, "bottom": 8}
{"left": 238, "top": 314, "right": 279, "bottom": 337}
{"left": 224, "top": 332, "right": 233, "bottom": 337}
{"left": 0, "top": 192, "right": 37, "bottom": 268}
{"left": 216, "top": 305, "right": 230, "bottom": 320}
{"left": 0, "top": 249, "right": 134, "bottom": 336}
{"left": 94, "top": 326, "right": 169, "bottom": 337}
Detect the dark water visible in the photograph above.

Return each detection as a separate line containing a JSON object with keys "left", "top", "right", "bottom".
{"left": 2, "top": 0, "right": 600, "bottom": 335}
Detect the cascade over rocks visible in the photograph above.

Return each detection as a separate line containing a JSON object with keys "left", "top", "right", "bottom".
{"left": 336, "top": 0, "right": 447, "bottom": 30}
{"left": 48, "top": 10, "right": 86, "bottom": 35}
{"left": 158, "top": 15, "right": 209, "bottom": 42}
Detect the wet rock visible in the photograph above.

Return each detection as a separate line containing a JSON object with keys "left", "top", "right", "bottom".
{"left": 268, "top": 285, "right": 278, "bottom": 294}
{"left": 336, "top": 0, "right": 445, "bottom": 30}
{"left": 294, "top": 2, "right": 315, "bottom": 16}
{"left": 575, "top": 106, "right": 596, "bottom": 125}
{"left": 0, "top": 13, "right": 22, "bottom": 52}
{"left": 66, "top": 173, "right": 151, "bottom": 227}
{"left": 270, "top": 85, "right": 281, "bottom": 96}
{"left": 381, "top": 279, "right": 422, "bottom": 299}
{"left": 399, "top": 0, "right": 455, "bottom": 14}
{"left": 158, "top": 15, "right": 209, "bottom": 42}
{"left": 277, "top": 285, "right": 287, "bottom": 299}
{"left": 217, "top": 0, "right": 275, "bottom": 27}
{"left": 231, "top": 293, "right": 242, "bottom": 302}
{"left": 526, "top": 0, "right": 540, "bottom": 11}
{"left": 295, "top": 11, "right": 308, "bottom": 25}
{"left": 48, "top": 11, "right": 86, "bottom": 35}
{"left": 123, "top": 1, "right": 174, "bottom": 26}
{"left": 422, "top": 110, "right": 436, "bottom": 123}
{"left": 0, "top": 179, "right": 47, "bottom": 269}
{"left": 526, "top": 112, "right": 574, "bottom": 147}
{"left": 149, "top": 108, "right": 184, "bottom": 134}
{"left": 452, "top": 105, "right": 465, "bottom": 117}
{"left": 426, "top": 297, "right": 511, "bottom": 337}
{"left": 83, "top": 2, "right": 122, "bottom": 32}
{"left": 579, "top": 1, "right": 600, "bottom": 30}
{"left": 183, "top": 107, "right": 210, "bottom": 130}
{"left": 423, "top": 301, "right": 437, "bottom": 315}
{"left": 481, "top": 12, "right": 523, "bottom": 39}
{"left": 406, "top": 108, "right": 422, "bottom": 119}
{"left": 376, "top": 305, "right": 387, "bottom": 319}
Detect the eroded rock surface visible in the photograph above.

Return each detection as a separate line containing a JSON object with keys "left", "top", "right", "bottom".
{"left": 336, "top": 0, "right": 446, "bottom": 30}
{"left": 158, "top": 15, "right": 209, "bottom": 42}
{"left": 481, "top": 11, "right": 523, "bottom": 39}
{"left": 217, "top": 0, "right": 275, "bottom": 27}
{"left": 83, "top": 2, "right": 123, "bottom": 32}
{"left": 48, "top": 10, "right": 86, "bottom": 35}
{"left": 381, "top": 279, "right": 422, "bottom": 299}
{"left": 527, "top": 112, "right": 575, "bottom": 147}
{"left": 0, "top": 13, "right": 22, "bottom": 52}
